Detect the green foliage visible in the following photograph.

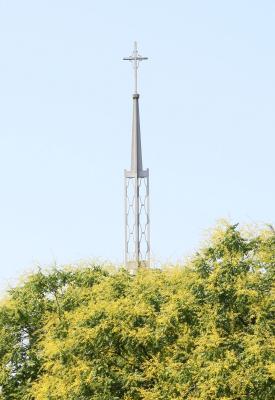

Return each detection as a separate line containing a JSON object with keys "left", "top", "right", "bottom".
{"left": 0, "top": 224, "right": 274, "bottom": 399}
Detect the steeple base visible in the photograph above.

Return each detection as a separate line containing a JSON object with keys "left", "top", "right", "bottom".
{"left": 124, "top": 169, "right": 150, "bottom": 272}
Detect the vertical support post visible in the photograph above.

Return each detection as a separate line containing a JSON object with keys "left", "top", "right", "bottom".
{"left": 134, "top": 42, "right": 138, "bottom": 95}
{"left": 146, "top": 170, "right": 150, "bottom": 266}
{"left": 124, "top": 170, "right": 128, "bottom": 266}
{"left": 134, "top": 174, "right": 139, "bottom": 265}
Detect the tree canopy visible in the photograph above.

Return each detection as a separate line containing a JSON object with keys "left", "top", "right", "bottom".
{"left": 0, "top": 223, "right": 274, "bottom": 399}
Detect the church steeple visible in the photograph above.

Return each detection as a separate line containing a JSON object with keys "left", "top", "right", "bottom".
{"left": 123, "top": 42, "right": 150, "bottom": 272}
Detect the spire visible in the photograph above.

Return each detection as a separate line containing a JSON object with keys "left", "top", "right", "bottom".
{"left": 131, "top": 93, "right": 143, "bottom": 173}
{"left": 123, "top": 42, "right": 148, "bottom": 174}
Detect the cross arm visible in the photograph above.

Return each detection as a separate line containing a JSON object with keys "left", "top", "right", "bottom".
{"left": 123, "top": 57, "right": 148, "bottom": 61}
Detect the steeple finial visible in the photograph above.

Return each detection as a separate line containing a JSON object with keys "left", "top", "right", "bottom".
{"left": 123, "top": 41, "right": 148, "bottom": 94}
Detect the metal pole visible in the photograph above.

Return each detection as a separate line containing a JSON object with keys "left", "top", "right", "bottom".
{"left": 135, "top": 175, "right": 139, "bottom": 266}
{"left": 146, "top": 171, "right": 150, "bottom": 266}
{"left": 124, "top": 173, "right": 128, "bottom": 265}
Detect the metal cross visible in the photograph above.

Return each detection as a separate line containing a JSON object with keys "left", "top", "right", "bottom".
{"left": 123, "top": 41, "right": 148, "bottom": 94}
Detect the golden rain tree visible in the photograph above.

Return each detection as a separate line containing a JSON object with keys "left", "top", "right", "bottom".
{"left": 0, "top": 224, "right": 274, "bottom": 399}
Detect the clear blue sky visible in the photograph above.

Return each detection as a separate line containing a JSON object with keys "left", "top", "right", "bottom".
{"left": 0, "top": 0, "right": 274, "bottom": 291}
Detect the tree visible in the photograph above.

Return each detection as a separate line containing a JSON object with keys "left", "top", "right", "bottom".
{"left": 0, "top": 223, "right": 274, "bottom": 399}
